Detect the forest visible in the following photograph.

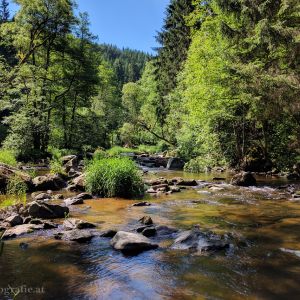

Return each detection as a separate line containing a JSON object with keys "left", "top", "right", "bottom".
{"left": 0, "top": 0, "right": 299, "bottom": 172}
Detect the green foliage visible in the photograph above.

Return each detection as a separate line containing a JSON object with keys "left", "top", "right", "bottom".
{"left": 0, "top": 194, "right": 26, "bottom": 209}
{"left": 49, "top": 159, "right": 65, "bottom": 175}
{"left": 0, "top": 149, "right": 17, "bottom": 166}
{"left": 6, "top": 174, "right": 27, "bottom": 196}
{"left": 106, "top": 146, "right": 139, "bottom": 157}
{"left": 85, "top": 157, "right": 144, "bottom": 198}
{"left": 93, "top": 148, "right": 108, "bottom": 160}
{"left": 137, "top": 143, "right": 169, "bottom": 154}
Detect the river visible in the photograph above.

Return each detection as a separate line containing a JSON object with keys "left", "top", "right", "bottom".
{"left": 0, "top": 170, "right": 300, "bottom": 300}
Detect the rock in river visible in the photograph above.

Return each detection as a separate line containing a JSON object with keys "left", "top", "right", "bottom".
{"left": 63, "top": 218, "right": 96, "bottom": 230}
{"left": 54, "top": 229, "right": 95, "bottom": 243}
{"left": 111, "top": 231, "right": 158, "bottom": 255}
{"left": 172, "top": 226, "right": 229, "bottom": 254}
{"left": 5, "top": 214, "right": 23, "bottom": 227}
{"left": 139, "top": 216, "right": 153, "bottom": 225}
{"left": 167, "top": 158, "right": 185, "bottom": 170}
{"left": 27, "top": 201, "right": 69, "bottom": 219}
{"left": 33, "top": 174, "right": 66, "bottom": 191}
{"left": 2, "top": 224, "right": 44, "bottom": 239}
{"left": 231, "top": 172, "right": 257, "bottom": 187}
{"left": 64, "top": 193, "right": 93, "bottom": 206}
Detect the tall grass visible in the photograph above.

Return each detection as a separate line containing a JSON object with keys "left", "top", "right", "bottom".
{"left": 86, "top": 157, "right": 144, "bottom": 198}
{"left": 0, "top": 149, "right": 17, "bottom": 167}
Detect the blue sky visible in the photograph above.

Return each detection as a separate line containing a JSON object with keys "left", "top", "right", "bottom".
{"left": 9, "top": 0, "right": 170, "bottom": 53}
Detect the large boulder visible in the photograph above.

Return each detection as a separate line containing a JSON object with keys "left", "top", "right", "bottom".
{"left": 231, "top": 172, "right": 257, "bottom": 187}
{"left": 26, "top": 201, "right": 69, "bottom": 219}
{"left": 0, "top": 163, "right": 33, "bottom": 193}
{"left": 172, "top": 226, "right": 229, "bottom": 253}
{"left": 167, "top": 158, "right": 185, "bottom": 170}
{"left": 33, "top": 174, "right": 66, "bottom": 191}
{"left": 111, "top": 231, "right": 158, "bottom": 255}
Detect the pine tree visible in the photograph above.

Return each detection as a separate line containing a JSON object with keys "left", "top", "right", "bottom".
{"left": 0, "top": 0, "right": 9, "bottom": 23}
{"left": 154, "top": 0, "right": 195, "bottom": 130}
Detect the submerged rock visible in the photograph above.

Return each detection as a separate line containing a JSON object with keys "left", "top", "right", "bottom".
{"left": 170, "top": 177, "right": 198, "bottom": 186}
{"left": 110, "top": 231, "right": 158, "bottom": 255}
{"left": 54, "top": 229, "right": 95, "bottom": 243}
{"left": 100, "top": 230, "right": 117, "bottom": 238}
{"left": 231, "top": 172, "right": 257, "bottom": 187}
{"left": 141, "top": 226, "right": 156, "bottom": 237}
{"left": 132, "top": 201, "right": 151, "bottom": 207}
{"left": 27, "top": 201, "right": 69, "bottom": 219}
{"left": 29, "top": 219, "right": 58, "bottom": 229}
{"left": 172, "top": 226, "right": 230, "bottom": 254}
{"left": 156, "top": 225, "right": 178, "bottom": 236}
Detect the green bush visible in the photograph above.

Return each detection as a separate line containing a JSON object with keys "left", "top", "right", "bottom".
{"left": 86, "top": 157, "right": 144, "bottom": 198}
{"left": 93, "top": 149, "right": 108, "bottom": 160}
{"left": 0, "top": 149, "right": 17, "bottom": 167}
{"left": 49, "top": 159, "right": 66, "bottom": 175}
{"left": 106, "top": 146, "right": 140, "bottom": 157}
{"left": 184, "top": 156, "right": 226, "bottom": 173}
{"left": 6, "top": 174, "right": 27, "bottom": 196}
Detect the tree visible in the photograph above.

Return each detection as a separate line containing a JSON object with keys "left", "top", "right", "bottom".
{"left": 0, "top": 0, "right": 9, "bottom": 23}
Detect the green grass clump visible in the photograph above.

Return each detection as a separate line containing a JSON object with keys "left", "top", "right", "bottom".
{"left": 0, "top": 149, "right": 17, "bottom": 167}
{"left": 86, "top": 157, "right": 144, "bottom": 198}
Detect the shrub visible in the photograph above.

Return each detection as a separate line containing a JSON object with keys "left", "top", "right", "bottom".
{"left": 184, "top": 156, "right": 226, "bottom": 173}
{"left": 85, "top": 157, "right": 144, "bottom": 198}
{"left": 49, "top": 159, "right": 65, "bottom": 175}
{"left": 93, "top": 149, "right": 108, "bottom": 160}
{"left": 137, "top": 144, "right": 160, "bottom": 154}
{"left": 0, "top": 149, "right": 17, "bottom": 167}
{"left": 6, "top": 174, "right": 27, "bottom": 196}
{"left": 106, "top": 146, "right": 140, "bottom": 157}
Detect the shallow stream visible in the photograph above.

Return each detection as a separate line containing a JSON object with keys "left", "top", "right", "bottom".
{"left": 0, "top": 170, "right": 300, "bottom": 299}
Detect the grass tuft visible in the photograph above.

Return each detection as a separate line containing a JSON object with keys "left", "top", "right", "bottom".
{"left": 85, "top": 157, "right": 144, "bottom": 198}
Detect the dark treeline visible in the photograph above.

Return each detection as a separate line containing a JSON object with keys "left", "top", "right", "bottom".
{"left": 0, "top": 0, "right": 299, "bottom": 172}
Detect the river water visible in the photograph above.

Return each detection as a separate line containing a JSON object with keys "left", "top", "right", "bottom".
{"left": 0, "top": 170, "right": 300, "bottom": 300}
